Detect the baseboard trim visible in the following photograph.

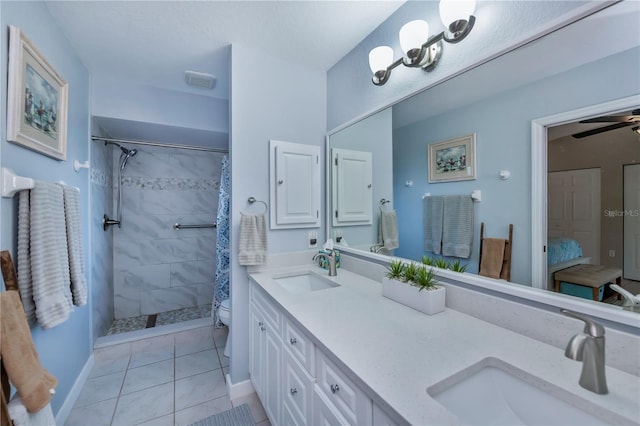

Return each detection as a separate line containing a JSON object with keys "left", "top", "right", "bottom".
{"left": 54, "top": 353, "right": 94, "bottom": 425}
{"left": 225, "top": 374, "right": 255, "bottom": 401}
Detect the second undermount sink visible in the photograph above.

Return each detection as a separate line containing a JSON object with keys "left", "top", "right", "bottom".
{"left": 274, "top": 272, "right": 340, "bottom": 295}
{"left": 427, "top": 358, "right": 612, "bottom": 425}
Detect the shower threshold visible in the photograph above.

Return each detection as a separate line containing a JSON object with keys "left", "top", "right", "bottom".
{"left": 107, "top": 304, "right": 212, "bottom": 335}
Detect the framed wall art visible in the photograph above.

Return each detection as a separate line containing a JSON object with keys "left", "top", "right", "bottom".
{"left": 428, "top": 134, "right": 476, "bottom": 183}
{"left": 7, "top": 25, "right": 68, "bottom": 161}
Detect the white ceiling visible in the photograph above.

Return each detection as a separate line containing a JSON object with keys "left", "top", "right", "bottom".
{"left": 45, "top": 1, "right": 406, "bottom": 101}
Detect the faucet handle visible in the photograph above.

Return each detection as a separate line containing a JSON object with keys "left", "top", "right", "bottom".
{"left": 561, "top": 309, "right": 605, "bottom": 337}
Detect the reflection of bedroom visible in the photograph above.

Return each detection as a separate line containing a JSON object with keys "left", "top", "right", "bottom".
{"left": 547, "top": 113, "right": 640, "bottom": 305}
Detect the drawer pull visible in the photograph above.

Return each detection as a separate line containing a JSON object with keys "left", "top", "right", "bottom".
{"left": 290, "top": 387, "right": 298, "bottom": 395}
{"left": 260, "top": 326, "right": 266, "bottom": 332}
{"left": 289, "top": 337, "right": 297, "bottom": 345}
{"left": 330, "top": 384, "right": 340, "bottom": 394}
{"left": 258, "top": 321, "right": 264, "bottom": 327}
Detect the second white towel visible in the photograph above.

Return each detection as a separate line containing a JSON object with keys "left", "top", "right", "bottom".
{"left": 238, "top": 213, "right": 267, "bottom": 265}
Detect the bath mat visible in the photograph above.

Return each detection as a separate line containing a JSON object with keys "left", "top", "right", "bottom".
{"left": 188, "top": 403, "right": 255, "bottom": 426}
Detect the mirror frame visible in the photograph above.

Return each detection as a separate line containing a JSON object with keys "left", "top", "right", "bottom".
{"left": 325, "top": 6, "right": 640, "bottom": 329}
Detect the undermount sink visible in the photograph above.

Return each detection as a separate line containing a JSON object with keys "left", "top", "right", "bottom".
{"left": 274, "top": 272, "right": 340, "bottom": 295}
{"left": 427, "top": 358, "right": 611, "bottom": 425}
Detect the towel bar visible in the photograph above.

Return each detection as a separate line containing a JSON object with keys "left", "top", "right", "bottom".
{"left": 1, "top": 168, "right": 34, "bottom": 198}
{"left": 173, "top": 222, "right": 217, "bottom": 230}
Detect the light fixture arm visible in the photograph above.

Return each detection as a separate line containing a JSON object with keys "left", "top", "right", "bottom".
{"left": 371, "top": 14, "right": 476, "bottom": 86}
{"left": 443, "top": 14, "right": 476, "bottom": 43}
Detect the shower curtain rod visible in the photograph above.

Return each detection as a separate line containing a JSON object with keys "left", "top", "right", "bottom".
{"left": 91, "top": 136, "right": 229, "bottom": 153}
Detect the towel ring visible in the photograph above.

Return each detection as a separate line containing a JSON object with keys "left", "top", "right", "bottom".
{"left": 247, "top": 197, "right": 268, "bottom": 214}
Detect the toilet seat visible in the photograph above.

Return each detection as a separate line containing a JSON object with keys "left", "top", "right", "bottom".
{"left": 218, "top": 298, "right": 231, "bottom": 358}
{"left": 218, "top": 299, "right": 230, "bottom": 324}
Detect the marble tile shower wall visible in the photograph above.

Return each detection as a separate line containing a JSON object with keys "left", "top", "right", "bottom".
{"left": 112, "top": 146, "right": 224, "bottom": 319}
{"left": 90, "top": 142, "right": 115, "bottom": 338}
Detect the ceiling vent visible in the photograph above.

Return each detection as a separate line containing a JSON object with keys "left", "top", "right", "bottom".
{"left": 184, "top": 70, "right": 216, "bottom": 90}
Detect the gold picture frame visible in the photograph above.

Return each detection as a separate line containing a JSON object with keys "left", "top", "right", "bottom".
{"left": 428, "top": 134, "right": 476, "bottom": 183}
{"left": 7, "top": 25, "right": 68, "bottom": 161}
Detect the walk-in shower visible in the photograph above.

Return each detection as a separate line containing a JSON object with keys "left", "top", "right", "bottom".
{"left": 90, "top": 135, "right": 229, "bottom": 338}
{"left": 103, "top": 142, "right": 138, "bottom": 230}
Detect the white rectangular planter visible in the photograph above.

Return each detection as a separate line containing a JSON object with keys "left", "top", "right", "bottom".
{"left": 382, "top": 277, "right": 446, "bottom": 315}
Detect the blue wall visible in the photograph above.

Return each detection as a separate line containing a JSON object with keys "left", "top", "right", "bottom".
{"left": 1, "top": 1, "right": 91, "bottom": 416}
{"left": 229, "top": 43, "right": 326, "bottom": 385}
{"left": 392, "top": 48, "right": 640, "bottom": 285}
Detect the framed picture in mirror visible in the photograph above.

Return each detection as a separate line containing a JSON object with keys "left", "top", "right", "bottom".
{"left": 6, "top": 25, "right": 68, "bottom": 161}
{"left": 428, "top": 134, "right": 476, "bottom": 183}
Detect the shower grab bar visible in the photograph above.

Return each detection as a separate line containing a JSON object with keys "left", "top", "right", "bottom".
{"left": 173, "top": 222, "right": 217, "bottom": 230}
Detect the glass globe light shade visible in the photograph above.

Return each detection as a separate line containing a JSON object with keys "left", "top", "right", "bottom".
{"left": 399, "top": 20, "right": 429, "bottom": 55}
{"left": 369, "top": 46, "right": 393, "bottom": 73}
{"left": 439, "top": 0, "right": 476, "bottom": 29}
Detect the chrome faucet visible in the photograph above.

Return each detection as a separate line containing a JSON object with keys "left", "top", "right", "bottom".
{"left": 561, "top": 309, "right": 608, "bottom": 394}
{"left": 313, "top": 250, "right": 337, "bottom": 277}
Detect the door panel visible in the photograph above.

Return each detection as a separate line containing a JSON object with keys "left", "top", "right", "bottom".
{"left": 624, "top": 164, "right": 640, "bottom": 280}
{"left": 548, "top": 168, "right": 601, "bottom": 264}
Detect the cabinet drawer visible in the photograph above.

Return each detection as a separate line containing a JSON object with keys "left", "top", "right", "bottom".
{"left": 282, "top": 348, "right": 314, "bottom": 425}
{"left": 316, "top": 350, "right": 372, "bottom": 425}
{"left": 313, "top": 385, "right": 350, "bottom": 426}
{"left": 283, "top": 317, "right": 315, "bottom": 376}
{"left": 250, "top": 280, "right": 281, "bottom": 331}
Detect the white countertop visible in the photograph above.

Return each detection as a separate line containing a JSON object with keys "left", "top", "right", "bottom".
{"left": 249, "top": 265, "right": 640, "bottom": 425}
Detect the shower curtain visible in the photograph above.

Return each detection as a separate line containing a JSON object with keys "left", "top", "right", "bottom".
{"left": 212, "top": 155, "right": 230, "bottom": 327}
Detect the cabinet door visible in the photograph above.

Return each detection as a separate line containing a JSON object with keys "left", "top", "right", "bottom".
{"left": 282, "top": 348, "right": 314, "bottom": 425}
{"left": 263, "top": 326, "right": 282, "bottom": 425}
{"left": 270, "top": 140, "right": 321, "bottom": 229}
{"left": 248, "top": 306, "right": 265, "bottom": 399}
{"left": 332, "top": 148, "right": 373, "bottom": 226}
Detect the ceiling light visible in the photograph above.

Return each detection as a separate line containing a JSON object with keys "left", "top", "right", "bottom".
{"left": 368, "top": 0, "right": 477, "bottom": 86}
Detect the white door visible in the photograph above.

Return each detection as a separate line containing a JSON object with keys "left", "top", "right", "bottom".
{"left": 331, "top": 148, "right": 373, "bottom": 226}
{"left": 548, "top": 168, "right": 601, "bottom": 264}
{"left": 624, "top": 164, "right": 640, "bottom": 280}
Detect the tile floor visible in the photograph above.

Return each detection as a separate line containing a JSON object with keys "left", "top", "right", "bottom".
{"left": 66, "top": 324, "right": 270, "bottom": 426}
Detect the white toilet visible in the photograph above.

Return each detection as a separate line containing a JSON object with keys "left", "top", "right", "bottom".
{"left": 218, "top": 298, "right": 231, "bottom": 357}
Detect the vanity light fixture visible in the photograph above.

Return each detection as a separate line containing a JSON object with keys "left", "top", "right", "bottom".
{"left": 369, "top": 0, "right": 476, "bottom": 86}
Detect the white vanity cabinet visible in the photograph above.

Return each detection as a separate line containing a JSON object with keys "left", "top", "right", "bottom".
{"left": 249, "top": 278, "right": 397, "bottom": 426}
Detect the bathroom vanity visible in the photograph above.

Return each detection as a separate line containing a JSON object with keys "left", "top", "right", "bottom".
{"left": 248, "top": 265, "right": 640, "bottom": 425}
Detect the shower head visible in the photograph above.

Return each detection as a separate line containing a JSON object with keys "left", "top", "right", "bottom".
{"left": 119, "top": 147, "right": 138, "bottom": 171}
{"left": 119, "top": 146, "right": 138, "bottom": 157}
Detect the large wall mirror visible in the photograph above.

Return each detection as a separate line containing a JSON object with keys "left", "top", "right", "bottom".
{"left": 327, "top": 1, "right": 639, "bottom": 316}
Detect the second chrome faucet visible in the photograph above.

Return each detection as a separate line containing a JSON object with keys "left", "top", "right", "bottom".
{"left": 561, "top": 309, "right": 608, "bottom": 394}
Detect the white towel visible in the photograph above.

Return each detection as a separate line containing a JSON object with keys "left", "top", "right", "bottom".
{"left": 8, "top": 394, "right": 56, "bottom": 426}
{"left": 238, "top": 213, "right": 267, "bottom": 265}
{"left": 442, "top": 195, "right": 474, "bottom": 258}
{"left": 423, "top": 196, "right": 444, "bottom": 254}
{"left": 17, "top": 181, "right": 74, "bottom": 329}
{"left": 60, "top": 184, "right": 88, "bottom": 306}
{"left": 378, "top": 210, "right": 399, "bottom": 250}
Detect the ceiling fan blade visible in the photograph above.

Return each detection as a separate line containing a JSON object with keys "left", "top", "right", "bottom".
{"left": 572, "top": 122, "right": 636, "bottom": 139}
{"left": 579, "top": 109, "right": 640, "bottom": 123}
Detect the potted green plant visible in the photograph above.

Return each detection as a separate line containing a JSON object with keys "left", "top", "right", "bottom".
{"left": 382, "top": 261, "right": 445, "bottom": 315}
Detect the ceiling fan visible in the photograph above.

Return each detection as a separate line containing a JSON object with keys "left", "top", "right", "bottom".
{"left": 572, "top": 108, "right": 640, "bottom": 139}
